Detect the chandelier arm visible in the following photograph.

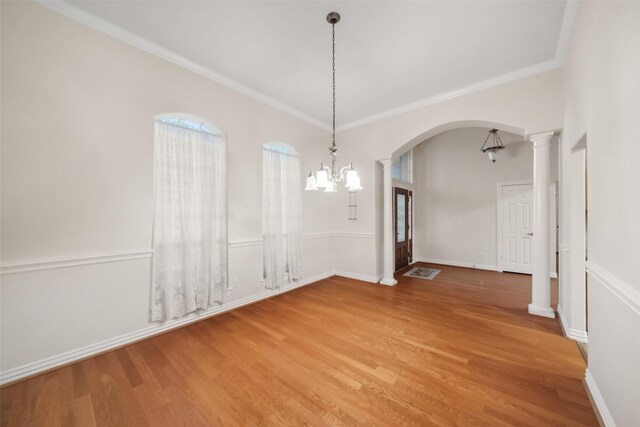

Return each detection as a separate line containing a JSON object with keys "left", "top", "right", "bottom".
{"left": 480, "top": 132, "right": 492, "bottom": 151}
{"left": 338, "top": 164, "right": 353, "bottom": 178}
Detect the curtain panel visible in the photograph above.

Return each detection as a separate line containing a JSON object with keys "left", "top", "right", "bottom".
{"left": 263, "top": 149, "right": 302, "bottom": 289}
{"left": 151, "top": 121, "right": 227, "bottom": 321}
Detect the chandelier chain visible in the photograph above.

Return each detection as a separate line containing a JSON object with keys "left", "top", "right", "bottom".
{"left": 332, "top": 22, "right": 336, "bottom": 147}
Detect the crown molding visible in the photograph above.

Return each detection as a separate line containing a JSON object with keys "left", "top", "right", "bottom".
{"left": 336, "top": 59, "right": 562, "bottom": 132}
{"left": 337, "top": 2, "right": 579, "bottom": 132}
{"left": 34, "top": 0, "right": 332, "bottom": 132}
{"left": 555, "top": 1, "right": 581, "bottom": 63}
{"left": 35, "top": 1, "right": 578, "bottom": 135}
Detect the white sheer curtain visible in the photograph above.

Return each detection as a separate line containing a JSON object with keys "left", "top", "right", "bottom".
{"left": 263, "top": 147, "right": 302, "bottom": 289}
{"left": 151, "top": 120, "right": 227, "bottom": 321}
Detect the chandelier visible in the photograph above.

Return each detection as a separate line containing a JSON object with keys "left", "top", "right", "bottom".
{"left": 305, "top": 12, "right": 361, "bottom": 193}
{"left": 480, "top": 128, "right": 505, "bottom": 163}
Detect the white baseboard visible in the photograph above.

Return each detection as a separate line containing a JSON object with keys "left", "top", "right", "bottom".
{"left": 415, "top": 257, "right": 498, "bottom": 272}
{"left": 334, "top": 270, "right": 382, "bottom": 283}
{"left": 0, "top": 270, "right": 334, "bottom": 386}
{"left": 585, "top": 369, "right": 616, "bottom": 426}
{"left": 528, "top": 303, "right": 556, "bottom": 318}
{"left": 416, "top": 257, "right": 558, "bottom": 278}
{"left": 557, "top": 304, "right": 588, "bottom": 343}
{"left": 379, "top": 278, "right": 398, "bottom": 286}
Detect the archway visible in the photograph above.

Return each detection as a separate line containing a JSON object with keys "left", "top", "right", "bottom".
{"left": 390, "top": 120, "right": 526, "bottom": 161}
{"left": 378, "top": 120, "right": 558, "bottom": 318}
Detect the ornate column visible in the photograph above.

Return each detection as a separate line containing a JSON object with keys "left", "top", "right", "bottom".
{"left": 379, "top": 159, "right": 397, "bottom": 286}
{"left": 529, "top": 131, "right": 555, "bottom": 318}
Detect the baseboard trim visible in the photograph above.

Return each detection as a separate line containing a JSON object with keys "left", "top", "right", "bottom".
{"left": 557, "top": 304, "right": 588, "bottom": 343}
{"left": 0, "top": 270, "right": 334, "bottom": 386}
{"left": 334, "top": 270, "right": 382, "bottom": 283}
{"left": 585, "top": 369, "right": 616, "bottom": 426}
{"left": 416, "top": 257, "right": 557, "bottom": 277}
{"left": 528, "top": 303, "right": 556, "bottom": 318}
{"left": 379, "top": 278, "right": 397, "bottom": 286}
{"left": 415, "top": 258, "right": 498, "bottom": 272}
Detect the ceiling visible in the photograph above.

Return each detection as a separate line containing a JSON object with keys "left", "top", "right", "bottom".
{"left": 66, "top": 1, "right": 571, "bottom": 130}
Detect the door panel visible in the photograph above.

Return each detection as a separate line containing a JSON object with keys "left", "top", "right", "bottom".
{"left": 501, "top": 184, "right": 533, "bottom": 274}
{"left": 394, "top": 188, "right": 412, "bottom": 271}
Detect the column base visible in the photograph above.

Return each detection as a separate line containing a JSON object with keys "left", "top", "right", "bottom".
{"left": 528, "top": 304, "right": 556, "bottom": 318}
{"left": 379, "top": 278, "right": 397, "bottom": 286}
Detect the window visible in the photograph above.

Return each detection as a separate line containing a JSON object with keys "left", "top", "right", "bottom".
{"left": 263, "top": 143, "right": 301, "bottom": 289}
{"left": 392, "top": 150, "right": 412, "bottom": 183}
{"left": 151, "top": 117, "right": 227, "bottom": 321}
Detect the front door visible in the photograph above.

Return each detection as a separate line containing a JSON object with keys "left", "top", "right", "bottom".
{"left": 500, "top": 184, "right": 533, "bottom": 274}
{"left": 394, "top": 188, "right": 412, "bottom": 271}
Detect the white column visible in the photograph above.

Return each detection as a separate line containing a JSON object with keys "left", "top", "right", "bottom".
{"left": 529, "top": 131, "right": 555, "bottom": 318}
{"left": 379, "top": 159, "right": 397, "bottom": 286}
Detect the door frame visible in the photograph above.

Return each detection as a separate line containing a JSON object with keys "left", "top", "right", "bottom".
{"left": 393, "top": 186, "right": 413, "bottom": 271}
{"left": 496, "top": 180, "right": 533, "bottom": 273}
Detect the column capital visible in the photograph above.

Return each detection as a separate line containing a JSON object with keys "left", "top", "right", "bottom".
{"left": 379, "top": 158, "right": 393, "bottom": 168}
{"left": 529, "top": 131, "right": 556, "bottom": 147}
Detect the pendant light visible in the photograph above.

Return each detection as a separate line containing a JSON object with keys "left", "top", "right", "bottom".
{"left": 305, "top": 12, "right": 361, "bottom": 193}
{"left": 480, "top": 128, "right": 505, "bottom": 163}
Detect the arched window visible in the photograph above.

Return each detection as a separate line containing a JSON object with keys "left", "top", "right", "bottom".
{"left": 262, "top": 142, "right": 301, "bottom": 289}
{"left": 263, "top": 142, "right": 296, "bottom": 155}
{"left": 158, "top": 117, "right": 220, "bottom": 135}
{"left": 151, "top": 116, "right": 227, "bottom": 321}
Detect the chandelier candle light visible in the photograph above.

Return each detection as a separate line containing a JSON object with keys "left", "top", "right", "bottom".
{"left": 480, "top": 128, "right": 506, "bottom": 163}
{"left": 305, "top": 12, "right": 362, "bottom": 193}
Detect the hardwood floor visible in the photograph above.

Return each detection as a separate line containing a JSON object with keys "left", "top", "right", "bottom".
{"left": 1, "top": 263, "right": 597, "bottom": 426}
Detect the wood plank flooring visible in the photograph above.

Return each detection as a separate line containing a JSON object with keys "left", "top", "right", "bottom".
{"left": 0, "top": 263, "right": 597, "bottom": 426}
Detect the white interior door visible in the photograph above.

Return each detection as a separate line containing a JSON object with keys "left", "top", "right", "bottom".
{"left": 500, "top": 184, "right": 533, "bottom": 274}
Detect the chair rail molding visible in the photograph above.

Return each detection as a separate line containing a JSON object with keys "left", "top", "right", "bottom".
{"left": 585, "top": 260, "right": 640, "bottom": 316}
{"left": 0, "top": 249, "right": 153, "bottom": 275}
{"left": 1, "top": 232, "right": 373, "bottom": 274}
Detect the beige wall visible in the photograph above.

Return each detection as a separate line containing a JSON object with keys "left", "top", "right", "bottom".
{"left": 0, "top": 1, "right": 336, "bottom": 377}
{"left": 4, "top": 6, "right": 639, "bottom": 423}
{"left": 332, "top": 69, "right": 564, "bottom": 277}
{"left": 412, "top": 127, "right": 558, "bottom": 272}
{"left": 561, "top": 2, "right": 640, "bottom": 424}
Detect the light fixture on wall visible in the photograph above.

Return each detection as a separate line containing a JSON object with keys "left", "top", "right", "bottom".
{"left": 480, "top": 128, "right": 505, "bottom": 163}
{"left": 305, "top": 12, "right": 361, "bottom": 193}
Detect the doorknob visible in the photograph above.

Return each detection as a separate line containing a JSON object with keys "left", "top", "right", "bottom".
{"left": 527, "top": 232, "right": 533, "bottom": 236}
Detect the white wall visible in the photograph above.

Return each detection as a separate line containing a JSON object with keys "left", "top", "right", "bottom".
{"left": 332, "top": 70, "right": 564, "bottom": 278}
{"left": 0, "top": 1, "right": 337, "bottom": 381}
{"left": 561, "top": 2, "right": 640, "bottom": 424}
{"left": 412, "top": 127, "right": 558, "bottom": 272}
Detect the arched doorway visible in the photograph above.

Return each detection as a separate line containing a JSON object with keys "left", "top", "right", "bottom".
{"left": 378, "top": 121, "right": 559, "bottom": 318}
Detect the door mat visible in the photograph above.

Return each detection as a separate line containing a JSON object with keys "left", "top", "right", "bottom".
{"left": 404, "top": 267, "right": 441, "bottom": 280}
